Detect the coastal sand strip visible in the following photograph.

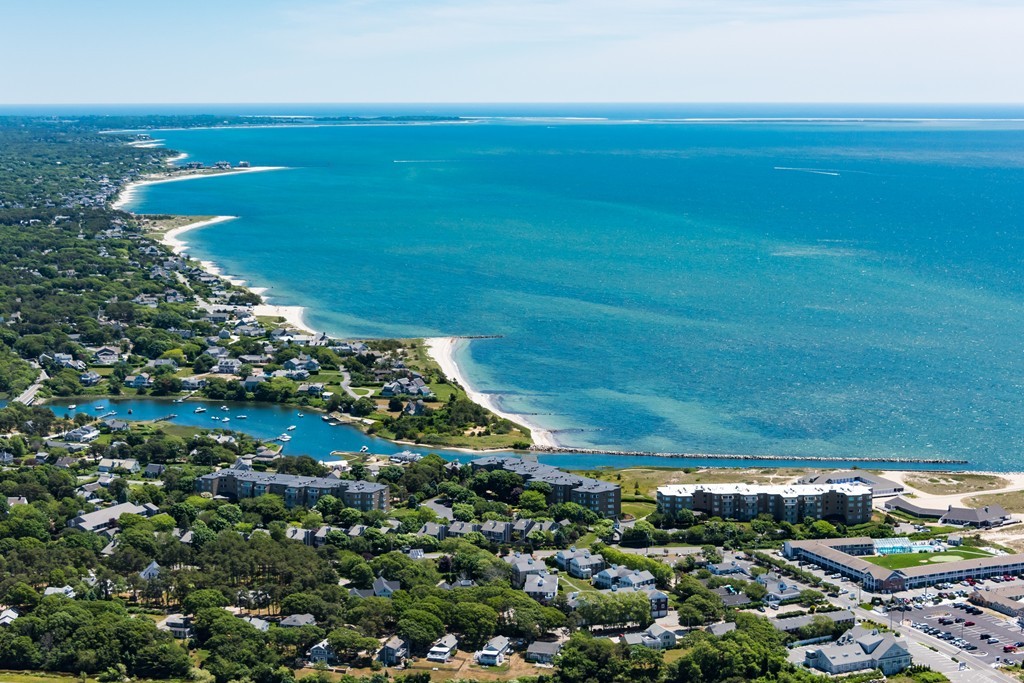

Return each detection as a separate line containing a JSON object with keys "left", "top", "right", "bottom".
{"left": 112, "top": 166, "right": 288, "bottom": 210}
{"left": 153, "top": 217, "right": 317, "bottom": 336}
{"left": 424, "top": 336, "right": 557, "bottom": 448}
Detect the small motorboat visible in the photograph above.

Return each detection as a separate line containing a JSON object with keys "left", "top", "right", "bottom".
{"left": 222, "top": 417, "right": 230, "bottom": 423}
{"left": 68, "top": 404, "right": 77, "bottom": 410}
{"left": 220, "top": 405, "right": 229, "bottom": 411}
{"left": 278, "top": 434, "right": 292, "bottom": 442}
{"left": 287, "top": 425, "right": 296, "bottom": 431}
{"left": 94, "top": 405, "right": 105, "bottom": 411}
{"left": 127, "top": 409, "right": 133, "bottom": 415}
{"left": 359, "top": 446, "right": 369, "bottom": 453}
{"left": 194, "top": 406, "right": 207, "bottom": 413}
{"left": 297, "top": 412, "right": 305, "bottom": 418}
{"left": 236, "top": 415, "right": 247, "bottom": 419}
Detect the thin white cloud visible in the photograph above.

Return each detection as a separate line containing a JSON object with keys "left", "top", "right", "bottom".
{"left": 1, "top": 0, "right": 1022, "bottom": 102}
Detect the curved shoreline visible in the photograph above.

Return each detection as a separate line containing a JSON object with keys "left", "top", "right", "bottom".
{"left": 112, "top": 166, "right": 288, "bottom": 210}
{"left": 424, "top": 336, "right": 558, "bottom": 448}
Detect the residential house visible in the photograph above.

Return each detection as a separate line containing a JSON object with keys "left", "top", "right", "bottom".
{"left": 525, "top": 641, "right": 562, "bottom": 663}
{"left": 99, "top": 458, "right": 140, "bottom": 473}
{"left": 568, "top": 551, "right": 605, "bottom": 579}
{"left": 280, "top": 613, "right": 317, "bottom": 628}
{"left": 508, "top": 554, "right": 548, "bottom": 587}
{"left": 941, "top": 505, "right": 1010, "bottom": 528}
{"left": 476, "top": 636, "right": 511, "bottom": 666}
{"left": 44, "top": 585, "right": 76, "bottom": 598}
{"left": 124, "top": 373, "right": 153, "bottom": 389}
{"left": 144, "top": 464, "right": 166, "bottom": 478}
{"left": 140, "top": 561, "right": 162, "bottom": 580}
{"left": 446, "top": 521, "right": 481, "bottom": 538}
{"left": 307, "top": 640, "right": 337, "bottom": 664}
{"left": 379, "top": 636, "right": 408, "bottom": 666}
{"left": 92, "top": 346, "right": 121, "bottom": 364}
{"left": 103, "top": 419, "right": 130, "bottom": 432}
{"left": 181, "top": 376, "right": 207, "bottom": 391}
{"left": 79, "top": 370, "right": 102, "bottom": 386}
{"left": 0, "top": 608, "right": 19, "bottom": 627}
{"left": 594, "top": 566, "right": 655, "bottom": 590}
{"left": 622, "top": 623, "right": 677, "bottom": 650}
{"left": 160, "top": 614, "right": 193, "bottom": 639}
{"left": 217, "top": 358, "right": 243, "bottom": 375}
{"left": 65, "top": 425, "right": 100, "bottom": 443}
{"left": 427, "top": 635, "right": 459, "bottom": 662}
{"left": 296, "top": 382, "right": 325, "bottom": 396}
{"left": 349, "top": 576, "right": 401, "bottom": 599}
{"left": 418, "top": 522, "right": 447, "bottom": 541}
{"left": 523, "top": 574, "right": 559, "bottom": 604}
{"left": 481, "top": 520, "right": 512, "bottom": 544}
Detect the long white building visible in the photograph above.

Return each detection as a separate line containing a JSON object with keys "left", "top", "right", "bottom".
{"left": 657, "top": 483, "right": 872, "bottom": 524}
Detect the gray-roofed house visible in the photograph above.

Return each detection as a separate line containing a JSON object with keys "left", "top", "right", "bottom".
{"left": 707, "top": 622, "right": 737, "bottom": 637}
{"left": 69, "top": 501, "right": 153, "bottom": 533}
{"left": 622, "top": 623, "right": 677, "bottom": 650}
{"left": 380, "top": 636, "right": 408, "bottom": 666}
{"left": 804, "top": 626, "right": 911, "bottom": 676}
{"left": 525, "top": 640, "right": 562, "bottom": 663}
{"left": 427, "top": 634, "right": 459, "bottom": 662}
{"left": 477, "top": 636, "right": 511, "bottom": 666}
{"left": 524, "top": 574, "right": 559, "bottom": 603}
{"left": 569, "top": 551, "right": 605, "bottom": 579}
{"left": 280, "top": 613, "right": 317, "bottom": 628}
{"left": 307, "top": 639, "right": 336, "bottom": 664}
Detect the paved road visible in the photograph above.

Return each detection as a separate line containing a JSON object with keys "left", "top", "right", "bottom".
{"left": 14, "top": 369, "right": 49, "bottom": 405}
{"left": 339, "top": 370, "right": 360, "bottom": 399}
{"left": 422, "top": 497, "right": 454, "bottom": 521}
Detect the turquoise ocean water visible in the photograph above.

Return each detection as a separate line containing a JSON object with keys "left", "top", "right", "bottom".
{"left": 122, "top": 106, "right": 1024, "bottom": 470}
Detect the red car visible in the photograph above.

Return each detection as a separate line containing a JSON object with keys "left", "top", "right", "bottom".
{"left": 965, "top": 621, "right": 975, "bottom": 626}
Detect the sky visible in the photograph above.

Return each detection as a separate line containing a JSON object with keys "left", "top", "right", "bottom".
{"left": 3, "top": 0, "right": 1023, "bottom": 103}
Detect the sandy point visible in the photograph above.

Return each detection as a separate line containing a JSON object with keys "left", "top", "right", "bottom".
{"left": 112, "top": 166, "right": 288, "bottom": 210}
{"left": 160, "top": 216, "right": 239, "bottom": 255}
{"left": 424, "top": 336, "right": 556, "bottom": 448}
{"left": 254, "top": 304, "right": 315, "bottom": 336}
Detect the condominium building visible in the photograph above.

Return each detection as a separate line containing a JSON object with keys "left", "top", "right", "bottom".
{"left": 656, "top": 483, "right": 872, "bottom": 524}
{"left": 196, "top": 465, "right": 389, "bottom": 511}
{"left": 470, "top": 456, "right": 621, "bottom": 517}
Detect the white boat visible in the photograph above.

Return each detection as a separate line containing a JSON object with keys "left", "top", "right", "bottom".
{"left": 287, "top": 425, "right": 296, "bottom": 431}
{"left": 94, "top": 405, "right": 105, "bottom": 411}
{"left": 278, "top": 434, "right": 292, "bottom": 442}
{"left": 236, "top": 415, "right": 247, "bottom": 419}
{"left": 359, "top": 446, "right": 369, "bottom": 453}
{"left": 297, "top": 412, "right": 305, "bottom": 418}
{"left": 220, "top": 405, "right": 229, "bottom": 411}
{"left": 194, "top": 406, "right": 207, "bottom": 413}
{"left": 68, "top": 404, "right": 77, "bottom": 410}
{"left": 222, "top": 417, "right": 230, "bottom": 423}
{"left": 211, "top": 416, "right": 219, "bottom": 421}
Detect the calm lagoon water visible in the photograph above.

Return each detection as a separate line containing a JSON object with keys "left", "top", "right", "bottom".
{"left": 120, "top": 107, "right": 1024, "bottom": 470}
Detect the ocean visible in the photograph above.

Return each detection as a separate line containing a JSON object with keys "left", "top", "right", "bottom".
{"left": 121, "top": 105, "right": 1024, "bottom": 470}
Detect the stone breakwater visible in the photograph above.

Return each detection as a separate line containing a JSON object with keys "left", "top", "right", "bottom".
{"left": 529, "top": 445, "right": 968, "bottom": 466}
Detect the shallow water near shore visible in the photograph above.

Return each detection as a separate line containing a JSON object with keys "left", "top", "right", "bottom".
{"left": 120, "top": 105, "right": 1024, "bottom": 470}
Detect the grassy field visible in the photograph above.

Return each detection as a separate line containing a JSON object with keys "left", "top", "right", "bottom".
{"left": 905, "top": 473, "right": 1009, "bottom": 496}
{"left": 865, "top": 548, "right": 993, "bottom": 570}
{"left": 967, "top": 490, "right": 1024, "bottom": 513}
{"left": 0, "top": 672, "right": 186, "bottom": 683}
{"left": 621, "top": 501, "right": 657, "bottom": 519}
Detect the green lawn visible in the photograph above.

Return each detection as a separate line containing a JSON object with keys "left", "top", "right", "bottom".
{"left": 865, "top": 548, "right": 993, "bottom": 570}
{"left": 621, "top": 501, "right": 657, "bottom": 520}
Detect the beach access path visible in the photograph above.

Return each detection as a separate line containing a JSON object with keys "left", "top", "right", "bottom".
{"left": 877, "top": 471, "right": 1024, "bottom": 510}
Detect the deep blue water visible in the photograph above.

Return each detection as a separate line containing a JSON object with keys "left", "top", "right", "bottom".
{"left": 119, "top": 107, "right": 1024, "bottom": 469}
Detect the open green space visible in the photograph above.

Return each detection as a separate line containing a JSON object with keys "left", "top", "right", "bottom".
{"left": 865, "top": 548, "right": 993, "bottom": 570}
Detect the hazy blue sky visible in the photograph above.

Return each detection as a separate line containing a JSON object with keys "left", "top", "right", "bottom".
{"left": 4, "top": 0, "right": 1022, "bottom": 103}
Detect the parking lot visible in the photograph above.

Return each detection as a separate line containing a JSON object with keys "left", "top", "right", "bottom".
{"left": 907, "top": 602, "right": 1024, "bottom": 667}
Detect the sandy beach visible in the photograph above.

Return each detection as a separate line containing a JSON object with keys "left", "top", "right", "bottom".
{"left": 253, "top": 303, "right": 315, "bottom": 336}
{"left": 425, "top": 336, "right": 557, "bottom": 448}
{"left": 161, "top": 215, "right": 238, "bottom": 254}
{"left": 112, "top": 166, "right": 287, "bottom": 210}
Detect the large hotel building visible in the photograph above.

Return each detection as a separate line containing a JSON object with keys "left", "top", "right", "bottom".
{"left": 656, "top": 483, "right": 873, "bottom": 525}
